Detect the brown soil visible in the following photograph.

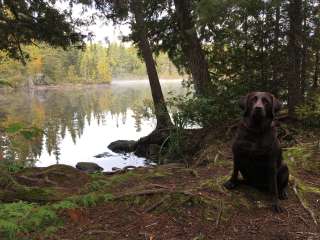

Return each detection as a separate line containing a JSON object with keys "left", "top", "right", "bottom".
{"left": 45, "top": 162, "right": 319, "bottom": 240}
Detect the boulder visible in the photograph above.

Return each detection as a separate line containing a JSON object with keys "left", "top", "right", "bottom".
{"left": 108, "top": 140, "right": 137, "bottom": 153}
{"left": 76, "top": 162, "right": 103, "bottom": 173}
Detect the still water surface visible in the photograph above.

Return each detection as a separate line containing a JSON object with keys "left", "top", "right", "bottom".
{"left": 0, "top": 80, "right": 184, "bottom": 171}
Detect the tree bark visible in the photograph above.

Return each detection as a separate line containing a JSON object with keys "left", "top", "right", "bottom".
{"left": 130, "top": 0, "right": 172, "bottom": 129}
{"left": 272, "top": 3, "right": 281, "bottom": 96}
{"left": 287, "top": 0, "right": 303, "bottom": 118}
{"left": 300, "top": 2, "right": 308, "bottom": 101}
{"left": 313, "top": 51, "right": 319, "bottom": 89}
{"left": 173, "top": 0, "right": 212, "bottom": 96}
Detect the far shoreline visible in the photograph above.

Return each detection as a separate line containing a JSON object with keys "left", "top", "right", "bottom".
{"left": 17, "top": 78, "right": 184, "bottom": 90}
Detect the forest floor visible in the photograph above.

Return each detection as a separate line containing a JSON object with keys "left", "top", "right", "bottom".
{"left": 0, "top": 123, "right": 320, "bottom": 240}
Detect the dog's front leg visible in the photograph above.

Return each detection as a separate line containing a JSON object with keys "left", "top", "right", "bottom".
{"left": 224, "top": 158, "right": 240, "bottom": 189}
{"left": 269, "top": 163, "right": 283, "bottom": 213}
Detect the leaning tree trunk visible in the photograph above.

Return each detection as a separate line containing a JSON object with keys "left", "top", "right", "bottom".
{"left": 173, "top": 0, "right": 212, "bottom": 96}
{"left": 287, "top": 0, "right": 303, "bottom": 118}
{"left": 130, "top": 0, "right": 172, "bottom": 129}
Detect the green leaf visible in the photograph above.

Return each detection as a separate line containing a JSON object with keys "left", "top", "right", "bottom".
{"left": 0, "top": 80, "right": 13, "bottom": 87}
{"left": 5, "top": 123, "right": 24, "bottom": 134}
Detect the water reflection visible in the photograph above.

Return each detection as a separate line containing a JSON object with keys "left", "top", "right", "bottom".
{"left": 0, "top": 80, "right": 184, "bottom": 171}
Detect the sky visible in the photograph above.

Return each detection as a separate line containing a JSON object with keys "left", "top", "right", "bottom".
{"left": 56, "top": 2, "right": 131, "bottom": 44}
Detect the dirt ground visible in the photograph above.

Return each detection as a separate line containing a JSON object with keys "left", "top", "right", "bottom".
{"left": 44, "top": 125, "right": 320, "bottom": 240}
{"left": 49, "top": 163, "right": 319, "bottom": 240}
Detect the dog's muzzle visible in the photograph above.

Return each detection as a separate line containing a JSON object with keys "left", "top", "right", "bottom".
{"left": 252, "top": 107, "right": 266, "bottom": 119}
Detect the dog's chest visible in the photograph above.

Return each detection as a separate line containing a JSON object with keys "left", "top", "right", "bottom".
{"left": 233, "top": 130, "right": 276, "bottom": 160}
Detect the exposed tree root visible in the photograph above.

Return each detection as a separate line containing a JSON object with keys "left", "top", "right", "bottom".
{"left": 292, "top": 183, "right": 318, "bottom": 225}
{"left": 144, "top": 195, "right": 170, "bottom": 213}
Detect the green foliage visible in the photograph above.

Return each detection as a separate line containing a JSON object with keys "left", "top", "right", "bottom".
{"left": 51, "top": 200, "right": 78, "bottom": 211}
{"left": 0, "top": 43, "right": 178, "bottom": 86}
{"left": 85, "top": 179, "right": 109, "bottom": 192}
{"left": 0, "top": 79, "right": 13, "bottom": 87}
{"left": 3, "top": 161, "right": 25, "bottom": 173}
{"left": 164, "top": 112, "right": 187, "bottom": 161}
{"left": 0, "top": 202, "right": 60, "bottom": 240}
{"left": 168, "top": 89, "right": 240, "bottom": 127}
{"left": 0, "top": 1, "right": 84, "bottom": 63}
{"left": 283, "top": 144, "right": 320, "bottom": 174}
{"left": 296, "top": 93, "right": 320, "bottom": 127}
{"left": 69, "top": 193, "right": 114, "bottom": 207}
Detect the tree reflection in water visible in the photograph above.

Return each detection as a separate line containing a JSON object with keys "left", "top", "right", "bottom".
{"left": 0, "top": 80, "right": 184, "bottom": 170}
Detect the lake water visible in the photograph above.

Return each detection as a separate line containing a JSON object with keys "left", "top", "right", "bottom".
{"left": 0, "top": 80, "right": 184, "bottom": 171}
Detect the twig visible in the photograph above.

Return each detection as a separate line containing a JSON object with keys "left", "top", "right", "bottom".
{"left": 114, "top": 189, "right": 170, "bottom": 200}
{"left": 145, "top": 222, "right": 158, "bottom": 228}
{"left": 216, "top": 200, "right": 223, "bottom": 226}
{"left": 292, "top": 184, "right": 318, "bottom": 225}
{"left": 144, "top": 195, "right": 169, "bottom": 213}
{"left": 213, "top": 153, "right": 219, "bottom": 165}
{"left": 146, "top": 183, "right": 171, "bottom": 189}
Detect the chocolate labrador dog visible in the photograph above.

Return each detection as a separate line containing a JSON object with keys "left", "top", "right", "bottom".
{"left": 224, "top": 92, "right": 289, "bottom": 212}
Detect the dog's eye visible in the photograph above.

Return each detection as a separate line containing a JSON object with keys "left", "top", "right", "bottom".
{"left": 252, "top": 96, "right": 258, "bottom": 103}
{"left": 262, "top": 98, "right": 269, "bottom": 105}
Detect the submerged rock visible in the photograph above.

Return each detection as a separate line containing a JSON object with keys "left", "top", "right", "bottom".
{"left": 108, "top": 140, "right": 137, "bottom": 153}
{"left": 76, "top": 162, "right": 104, "bottom": 173}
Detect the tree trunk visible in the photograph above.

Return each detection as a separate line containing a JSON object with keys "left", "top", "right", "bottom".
{"left": 313, "top": 51, "right": 319, "bottom": 89}
{"left": 300, "top": 2, "right": 308, "bottom": 101}
{"left": 173, "top": 0, "right": 212, "bottom": 96}
{"left": 130, "top": 0, "right": 172, "bottom": 129}
{"left": 272, "top": 4, "right": 281, "bottom": 96}
{"left": 287, "top": 0, "right": 303, "bottom": 118}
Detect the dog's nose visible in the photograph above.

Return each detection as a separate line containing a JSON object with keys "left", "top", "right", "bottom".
{"left": 255, "top": 106, "right": 263, "bottom": 111}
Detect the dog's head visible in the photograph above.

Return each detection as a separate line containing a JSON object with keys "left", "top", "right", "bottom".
{"left": 239, "top": 92, "right": 282, "bottom": 124}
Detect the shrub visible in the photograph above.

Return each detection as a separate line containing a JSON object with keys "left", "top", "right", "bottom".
{"left": 167, "top": 90, "right": 240, "bottom": 127}
{"left": 296, "top": 92, "right": 320, "bottom": 127}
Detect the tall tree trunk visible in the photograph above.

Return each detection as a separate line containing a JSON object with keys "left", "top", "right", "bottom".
{"left": 130, "top": 0, "right": 172, "bottom": 129}
{"left": 300, "top": 2, "right": 308, "bottom": 101}
{"left": 272, "top": 3, "right": 281, "bottom": 96}
{"left": 287, "top": 0, "right": 303, "bottom": 118}
{"left": 173, "top": 0, "right": 211, "bottom": 96}
{"left": 313, "top": 51, "right": 319, "bottom": 89}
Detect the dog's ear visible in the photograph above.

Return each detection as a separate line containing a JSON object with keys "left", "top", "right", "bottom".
{"left": 239, "top": 95, "right": 249, "bottom": 116}
{"left": 272, "top": 95, "right": 282, "bottom": 116}
{"left": 239, "top": 95, "right": 247, "bottom": 110}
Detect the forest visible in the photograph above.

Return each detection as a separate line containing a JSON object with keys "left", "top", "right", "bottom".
{"left": 0, "top": 43, "right": 179, "bottom": 86}
{"left": 0, "top": 0, "right": 320, "bottom": 239}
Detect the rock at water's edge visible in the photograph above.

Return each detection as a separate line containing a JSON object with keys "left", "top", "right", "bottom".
{"left": 108, "top": 140, "right": 137, "bottom": 153}
{"left": 76, "top": 162, "right": 103, "bottom": 173}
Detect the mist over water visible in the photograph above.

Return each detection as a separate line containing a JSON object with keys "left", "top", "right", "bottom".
{"left": 0, "top": 80, "right": 184, "bottom": 171}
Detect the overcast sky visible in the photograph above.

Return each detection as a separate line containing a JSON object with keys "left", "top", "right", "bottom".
{"left": 57, "top": 2, "right": 131, "bottom": 44}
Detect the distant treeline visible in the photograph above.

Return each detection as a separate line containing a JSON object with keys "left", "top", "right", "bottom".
{"left": 0, "top": 43, "right": 180, "bottom": 87}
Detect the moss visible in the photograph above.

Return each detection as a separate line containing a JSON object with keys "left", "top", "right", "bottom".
{"left": 67, "top": 192, "right": 114, "bottom": 208}
{"left": 0, "top": 186, "right": 62, "bottom": 203}
{"left": 108, "top": 171, "right": 139, "bottom": 185}
{"left": 145, "top": 169, "right": 172, "bottom": 180}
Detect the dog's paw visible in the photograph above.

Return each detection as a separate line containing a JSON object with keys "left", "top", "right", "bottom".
{"left": 279, "top": 190, "right": 288, "bottom": 200}
{"left": 223, "top": 180, "right": 237, "bottom": 190}
{"left": 272, "top": 202, "right": 284, "bottom": 213}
